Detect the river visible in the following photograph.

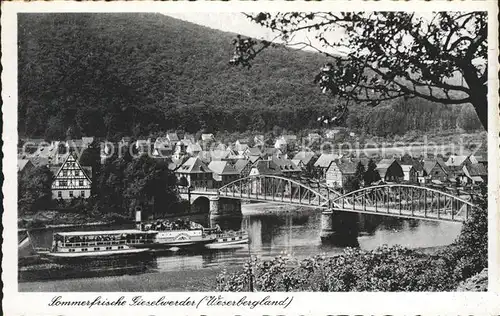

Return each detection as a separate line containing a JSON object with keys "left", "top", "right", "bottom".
{"left": 19, "top": 203, "right": 462, "bottom": 291}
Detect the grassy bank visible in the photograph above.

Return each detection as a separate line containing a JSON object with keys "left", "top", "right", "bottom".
{"left": 19, "top": 267, "right": 228, "bottom": 292}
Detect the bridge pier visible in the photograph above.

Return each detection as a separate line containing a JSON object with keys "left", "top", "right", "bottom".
{"left": 320, "top": 210, "right": 359, "bottom": 246}
{"left": 209, "top": 197, "right": 242, "bottom": 228}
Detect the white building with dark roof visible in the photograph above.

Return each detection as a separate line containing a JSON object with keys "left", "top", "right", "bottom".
{"left": 51, "top": 153, "right": 92, "bottom": 200}
{"left": 175, "top": 157, "right": 213, "bottom": 188}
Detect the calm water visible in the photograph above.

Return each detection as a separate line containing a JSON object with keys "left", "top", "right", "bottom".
{"left": 19, "top": 203, "right": 462, "bottom": 291}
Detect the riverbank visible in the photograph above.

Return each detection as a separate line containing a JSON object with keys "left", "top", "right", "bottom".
{"left": 18, "top": 210, "right": 209, "bottom": 230}
{"left": 19, "top": 267, "right": 232, "bottom": 292}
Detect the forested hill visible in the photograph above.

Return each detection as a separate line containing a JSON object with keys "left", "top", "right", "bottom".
{"left": 18, "top": 13, "right": 482, "bottom": 140}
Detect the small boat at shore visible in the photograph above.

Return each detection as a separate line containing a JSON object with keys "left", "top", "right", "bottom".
{"left": 37, "top": 230, "right": 154, "bottom": 261}
{"left": 204, "top": 229, "right": 249, "bottom": 249}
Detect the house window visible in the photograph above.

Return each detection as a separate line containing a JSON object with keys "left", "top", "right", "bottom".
{"left": 79, "top": 180, "right": 84, "bottom": 186}
{"left": 63, "top": 170, "right": 68, "bottom": 176}
{"left": 59, "top": 180, "right": 67, "bottom": 187}
{"left": 80, "top": 191, "right": 85, "bottom": 198}
{"left": 75, "top": 170, "right": 80, "bottom": 176}
{"left": 57, "top": 191, "right": 62, "bottom": 198}
{"left": 69, "top": 191, "right": 73, "bottom": 198}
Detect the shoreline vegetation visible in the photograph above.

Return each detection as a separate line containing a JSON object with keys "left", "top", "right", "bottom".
{"left": 216, "top": 191, "right": 488, "bottom": 292}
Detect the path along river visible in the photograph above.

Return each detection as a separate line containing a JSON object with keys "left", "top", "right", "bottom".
{"left": 19, "top": 203, "right": 462, "bottom": 291}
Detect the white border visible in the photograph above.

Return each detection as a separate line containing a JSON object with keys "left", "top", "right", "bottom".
{"left": 2, "top": 1, "right": 499, "bottom": 315}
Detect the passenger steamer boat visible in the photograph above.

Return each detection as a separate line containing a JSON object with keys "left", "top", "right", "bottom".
{"left": 37, "top": 230, "right": 154, "bottom": 260}
{"left": 134, "top": 220, "right": 216, "bottom": 249}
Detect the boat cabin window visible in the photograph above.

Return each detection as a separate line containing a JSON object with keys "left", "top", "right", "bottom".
{"left": 56, "top": 231, "right": 149, "bottom": 247}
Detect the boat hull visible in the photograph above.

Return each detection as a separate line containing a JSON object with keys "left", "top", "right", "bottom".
{"left": 132, "top": 238, "right": 215, "bottom": 249}
{"left": 38, "top": 248, "right": 151, "bottom": 261}
{"left": 205, "top": 235, "right": 249, "bottom": 249}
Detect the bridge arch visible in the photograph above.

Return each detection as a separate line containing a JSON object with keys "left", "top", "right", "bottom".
{"left": 329, "top": 184, "right": 478, "bottom": 222}
{"left": 217, "top": 174, "right": 337, "bottom": 207}
{"left": 191, "top": 196, "right": 210, "bottom": 213}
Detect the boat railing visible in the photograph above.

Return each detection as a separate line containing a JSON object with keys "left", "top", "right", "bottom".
{"left": 61, "top": 239, "right": 155, "bottom": 247}
{"left": 210, "top": 230, "right": 248, "bottom": 238}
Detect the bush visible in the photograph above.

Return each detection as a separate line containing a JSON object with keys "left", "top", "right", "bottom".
{"left": 216, "top": 246, "right": 457, "bottom": 292}
{"left": 216, "top": 186, "right": 488, "bottom": 292}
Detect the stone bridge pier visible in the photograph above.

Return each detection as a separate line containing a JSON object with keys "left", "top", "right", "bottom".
{"left": 320, "top": 210, "right": 359, "bottom": 246}
{"left": 209, "top": 197, "right": 242, "bottom": 218}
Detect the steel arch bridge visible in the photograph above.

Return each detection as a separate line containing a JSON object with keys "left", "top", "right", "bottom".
{"left": 182, "top": 175, "right": 479, "bottom": 223}
{"left": 217, "top": 174, "right": 340, "bottom": 208}
{"left": 328, "top": 184, "right": 477, "bottom": 222}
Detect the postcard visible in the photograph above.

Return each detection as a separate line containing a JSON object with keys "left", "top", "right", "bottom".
{"left": 2, "top": 1, "right": 499, "bottom": 315}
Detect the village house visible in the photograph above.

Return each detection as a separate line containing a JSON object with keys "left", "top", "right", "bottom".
{"left": 249, "top": 159, "right": 282, "bottom": 176}
{"left": 210, "top": 149, "right": 235, "bottom": 161}
{"left": 21, "top": 138, "right": 48, "bottom": 157}
{"left": 307, "top": 133, "right": 321, "bottom": 143}
{"left": 291, "top": 159, "right": 305, "bottom": 170}
{"left": 376, "top": 159, "right": 404, "bottom": 183}
{"left": 51, "top": 153, "right": 92, "bottom": 200}
{"left": 325, "top": 160, "right": 357, "bottom": 188}
{"left": 208, "top": 161, "right": 240, "bottom": 188}
{"left": 233, "top": 159, "right": 252, "bottom": 178}
{"left": 201, "top": 133, "right": 215, "bottom": 142}
{"left": 183, "top": 133, "right": 195, "bottom": 142}
{"left": 262, "top": 148, "right": 284, "bottom": 160}
{"left": 274, "top": 135, "right": 297, "bottom": 152}
{"left": 18, "top": 159, "right": 34, "bottom": 175}
{"left": 175, "top": 157, "right": 213, "bottom": 189}
{"left": 274, "top": 137, "right": 288, "bottom": 152}
{"left": 324, "top": 128, "right": 347, "bottom": 140}
{"left": 153, "top": 137, "right": 174, "bottom": 158}
{"left": 423, "top": 159, "right": 449, "bottom": 182}
{"left": 471, "top": 152, "right": 487, "bottom": 167}
{"left": 445, "top": 155, "right": 474, "bottom": 177}
{"left": 172, "top": 141, "right": 188, "bottom": 161}
{"left": 166, "top": 133, "right": 179, "bottom": 143}
{"left": 314, "top": 153, "right": 341, "bottom": 178}
{"left": 248, "top": 160, "right": 283, "bottom": 195}
{"left": 461, "top": 163, "right": 487, "bottom": 185}
{"left": 271, "top": 157, "right": 301, "bottom": 177}
{"left": 234, "top": 139, "right": 250, "bottom": 153}
{"left": 154, "top": 137, "right": 172, "bottom": 150}
{"left": 248, "top": 155, "right": 262, "bottom": 165}
{"left": 292, "top": 151, "right": 317, "bottom": 170}
{"left": 401, "top": 165, "right": 418, "bottom": 183}
{"left": 244, "top": 147, "right": 262, "bottom": 159}
{"left": 186, "top": 143, "right": 202, "bottom": 156}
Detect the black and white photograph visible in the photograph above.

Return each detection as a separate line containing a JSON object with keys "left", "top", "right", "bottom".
{"left": 2, "top": 1, "right": 499, "bottom": 314}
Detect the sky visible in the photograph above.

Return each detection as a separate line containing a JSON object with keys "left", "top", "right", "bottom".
{"left": 164, "top": 12, "right": 279, "bottom": 40}
{"left": 163, "top": 12, "right": 346, "bottom": 55}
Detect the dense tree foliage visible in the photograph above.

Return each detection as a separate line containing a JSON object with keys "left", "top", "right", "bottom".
{"left": 93, "top": 154, "right": 180, "bottom": 218}
{"left": 232, "top": 12, "right": 488, "bottom": 130}
{"left": 18, "top": 13, "right": 480, "bottom": 140}
{"left": 18, "top": 166, "right": 53, "bottom": 215}
{"left": 354, "top": 162, "right": 364, "bottom": 183}
{"left": 363, "top": 159, "right": 381, "bottom": 185}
